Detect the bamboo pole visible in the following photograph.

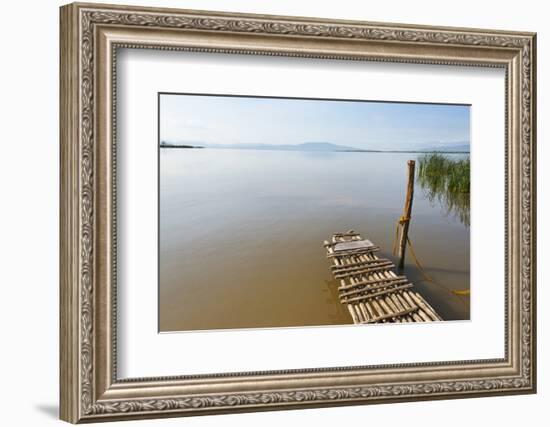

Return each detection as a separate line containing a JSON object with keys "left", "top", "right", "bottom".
{"left": 398, "top": 160, "right": 415, "bottom": 269}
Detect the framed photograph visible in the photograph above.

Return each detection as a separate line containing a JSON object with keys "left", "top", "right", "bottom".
{"left": 60, "top": 2, "right": 537, "bottom": 423}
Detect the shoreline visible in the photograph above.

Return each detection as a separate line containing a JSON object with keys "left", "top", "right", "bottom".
{"left": 160, "top": 146, "right": 470, "bottom": 154}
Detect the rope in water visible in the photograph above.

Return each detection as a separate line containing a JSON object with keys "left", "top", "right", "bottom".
{"left": 392, "top": 218, "right": 469, "bottom": 307}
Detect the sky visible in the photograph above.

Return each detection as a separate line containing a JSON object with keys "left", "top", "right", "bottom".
{"left": 160, "top": 93, "right": 470, "bottom": 151}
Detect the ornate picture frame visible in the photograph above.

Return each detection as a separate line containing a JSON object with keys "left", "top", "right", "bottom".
{"left": 60, "top": 2, "right": 536, "bottom": 423}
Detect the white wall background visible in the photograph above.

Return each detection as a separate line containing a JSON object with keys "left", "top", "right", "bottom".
{"left": 0, "top": 0, "right": 545, "bottom": 425}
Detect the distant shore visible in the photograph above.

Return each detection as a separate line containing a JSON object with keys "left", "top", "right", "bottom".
{"left": 160, "top": 141, "right": 469, "bottom": 154}
{"left": 160, "top": 144, "right": 204, "bottom": 149}
{"left": 160, "top": 145, "right": 469, "bottom": 154}
{"left": 336, "top": 149, "right": 469, "bottom": 154}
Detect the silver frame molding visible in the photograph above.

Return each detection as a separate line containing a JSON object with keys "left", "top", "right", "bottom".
{"left": 60, "top": 2, "right": 537, "bottom": 423}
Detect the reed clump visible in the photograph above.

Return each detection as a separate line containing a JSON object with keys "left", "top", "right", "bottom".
{"left": 417, "top": 153, "right": 470, "bottom": 226}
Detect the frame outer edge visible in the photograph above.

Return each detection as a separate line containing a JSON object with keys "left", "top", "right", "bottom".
{"left": 60, "top": 2, "right": 537, "bottom": 422}
{"left": 529, "top": 33, "right": 537, "bottom": 393}
{"left": 69, "top": 1, "right": 536, "bottom": 36}
{"left": 60, "top": 3, "right": 81, "bottom": 424}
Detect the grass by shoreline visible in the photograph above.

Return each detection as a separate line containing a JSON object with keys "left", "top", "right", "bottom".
{"left": 417, "top": 153, "right": 470, "bottom": 226}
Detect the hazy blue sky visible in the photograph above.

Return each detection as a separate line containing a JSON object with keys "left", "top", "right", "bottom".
{"left": 160, "top": 93, "right": 470, "bottom": 151}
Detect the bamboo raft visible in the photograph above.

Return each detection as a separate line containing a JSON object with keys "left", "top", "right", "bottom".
{"left": 324, "top": 231, "right": 442, "bottom": 324}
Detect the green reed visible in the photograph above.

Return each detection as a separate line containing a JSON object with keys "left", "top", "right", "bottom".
{"left": 417, "top": 153, "right": 470, "bottom": 226}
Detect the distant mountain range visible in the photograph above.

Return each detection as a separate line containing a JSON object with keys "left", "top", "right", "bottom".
{"left": 160, "top": 140, "right": 470, "bottom": 153}
{"left": 206, "top": 142, "right": 358, "bottom": 151}
{"left": 339, "top": 142, "right": 470, "bottom": 153}
{"left": 423, "top": 144, "right": 470, "bottom": 153}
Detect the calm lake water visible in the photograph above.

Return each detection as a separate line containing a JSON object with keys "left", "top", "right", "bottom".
{"left": 159, "top": 149, "right": 470, "bottom": 332}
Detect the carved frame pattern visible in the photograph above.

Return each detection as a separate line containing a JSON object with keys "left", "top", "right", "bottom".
{"left": 60, "top": 2, "right": 536, "bottom": 423}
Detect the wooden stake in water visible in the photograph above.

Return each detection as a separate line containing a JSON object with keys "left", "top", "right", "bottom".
{"left": 398, "top": 160, "right": 415, "bottom": 269}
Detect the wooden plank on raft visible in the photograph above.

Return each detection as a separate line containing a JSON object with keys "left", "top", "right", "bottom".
{"left": 339, "top": 279, "right": 409, "bottom": 298}
{"left": 333, "top": 263, "right": 395, "bottom": 279}
{"left": 330, "top": 257, "right": 392, "bottom": 270}
{"left": 333, "top": 239, "right": 375, "bottom": 252}
{"left": 331, "top": 260, "right": 394, "bottom": 274}
{"left": 326, "top": 246, "right": 380, "bottom": 257}
{"left": 338, "top": 276, "right": 408, "bottom": 292}
{"left": 324, "top": 231, "right": 442, "bottom": 324}
{"left": 360, "top": 306, "right": 419, "bottom": 324}
{"left": 341, "top": 284, "right": 414, "bottom": 304}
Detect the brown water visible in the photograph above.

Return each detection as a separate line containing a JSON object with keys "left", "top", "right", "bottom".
{"left": 159, "top": 149, "right": 470, "bottom": 332}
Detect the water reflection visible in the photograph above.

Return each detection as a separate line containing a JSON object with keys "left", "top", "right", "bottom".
{"left": 417, "top": 154, "right": 470, "bottom": 227}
